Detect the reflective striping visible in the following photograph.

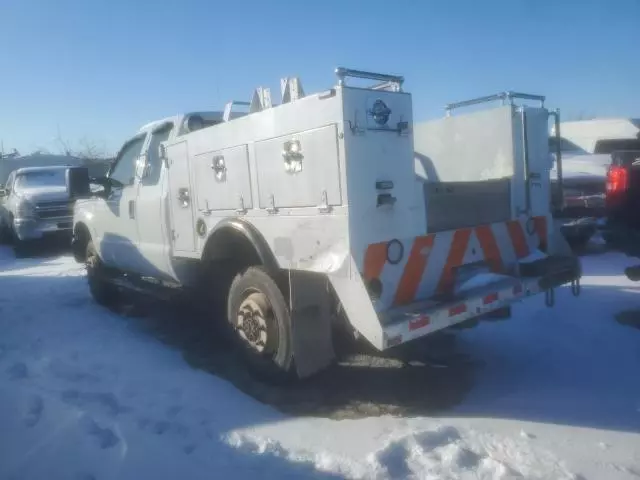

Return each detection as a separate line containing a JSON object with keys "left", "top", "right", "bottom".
{"left": 363, "top": 242, "right": 387, "bottom": 280}
{"left": 382, "top": 276, "right": 545, "bottom": 348}
{"left": 533, "top": 216, "right": 548, "bottom": 252}
{"left": 483, "top": 292, "right": 499, "bottom": 304}
{"left": 475, "top": 224, "right": 504, "bottom": 272}
{"left": 393, "top": 235, "right": 435, "bottom": 305}
{"left": 448, "top": 303, "right": 467, "bottom": 316}
{"left": 408, "top": 314, "right": 430, "bottom": 331}
{"left": 363, "top": 216, "right": 547, "bottom": 308}
{"left": 506, "top": 220, "right": 530, "bottom": 258}
{"left": 436, "top": 228, "right": 472, "bottom": 295}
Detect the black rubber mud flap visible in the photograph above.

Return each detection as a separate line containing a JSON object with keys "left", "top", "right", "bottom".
{"left": 288, "top": 270, "right": 336, "bottom": 378}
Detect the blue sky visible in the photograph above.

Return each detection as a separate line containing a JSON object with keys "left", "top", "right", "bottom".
{"left": 1, "top": 0, "right": 638, "bottom": 156}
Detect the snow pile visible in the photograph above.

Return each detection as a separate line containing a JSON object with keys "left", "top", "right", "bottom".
{"left": 1, "top": 245, "right": 640, "bottom": 479}
{"left": 225, "top": 424, "right": 576, "bottom": 479}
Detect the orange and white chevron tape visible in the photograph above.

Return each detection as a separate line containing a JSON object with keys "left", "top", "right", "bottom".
{"left": 363, "top": 216, "right": 548, "bottom": 309}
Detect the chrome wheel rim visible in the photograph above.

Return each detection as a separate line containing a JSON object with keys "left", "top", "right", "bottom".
{"left": 236, "top": 290, "right": 273, "bottom": 353}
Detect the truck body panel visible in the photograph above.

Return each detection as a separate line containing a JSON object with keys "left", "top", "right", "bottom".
{"left": 72, "top": 74, "right": 580, "bottom": 378}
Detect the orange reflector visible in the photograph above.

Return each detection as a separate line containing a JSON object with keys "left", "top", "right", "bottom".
{"left": 449, "top": 304, "right": 467, "bottom": 316}
{"left": 483, "top": 292, "right": 499, "bottom": 304}
{"left": 409, "top": 315, "right": 430, "bottom": 331}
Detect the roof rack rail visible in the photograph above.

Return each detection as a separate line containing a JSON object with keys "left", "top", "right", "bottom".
{"left": 445, "top": 91, "right": 545, "bottom": 116}
{"left": 335, "top": 67, "right": 404, "bottom": 92}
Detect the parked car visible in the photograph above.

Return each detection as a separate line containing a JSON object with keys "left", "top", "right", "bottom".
{"left": 0, "top": 165, "right": 79, "bottom": 255}
{"left": 549, "top": 118, "right": 640, "bottom": 248}
{"left": 599, "top": 150, "right": 640, "bottom": 278}
{"left": 549, "top": 137, "right": 607, "bottom": 248}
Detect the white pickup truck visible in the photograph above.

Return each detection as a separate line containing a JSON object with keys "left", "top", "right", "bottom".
{"left": 0, "top": 165, "right": 76, "bottom": 255}
{"left": 68, "top": 68, "right": 581, "bottom": 381}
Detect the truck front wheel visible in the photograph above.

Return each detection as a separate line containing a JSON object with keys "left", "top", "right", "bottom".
{"left": 227, "top": 266, "right": 295, "bottom": 382}
{"left": 86, "top": 241, "right": 119, "bottom": 308}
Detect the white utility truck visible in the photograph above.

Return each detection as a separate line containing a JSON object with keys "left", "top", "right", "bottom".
{"left": 68, "top": 68, "right": 581, "bottom": 381}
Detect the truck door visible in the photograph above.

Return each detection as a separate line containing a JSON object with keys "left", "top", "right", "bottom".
{"left": 522, "top": 107, "right": 553, "bottom": 219}
{"left": 97, "top": 134, "right": 147, "bottom": 271}
{"left": 165, "top": 141, "right": 195, "bottom": 253}
{"left": 134, "top": 122, "right": 174, "bottom": 278}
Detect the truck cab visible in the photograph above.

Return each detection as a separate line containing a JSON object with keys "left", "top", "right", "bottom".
{"left": 72, "top": 111, "right": 231, "bottom": 281}
{"left": 0, "top": 165, "right": 76, "bottom": 253}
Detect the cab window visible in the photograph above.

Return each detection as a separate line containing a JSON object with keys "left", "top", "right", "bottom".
{"left": 143, "top": 125, "right": 173, "bottom": 186}
{"left": 110, "top": 136, "right": 146, "bottom": 186}
{"left": 5, "top": 172, "right": 15, "bottom": 194}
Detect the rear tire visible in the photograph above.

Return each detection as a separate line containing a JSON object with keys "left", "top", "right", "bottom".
{"left": 0, "top": 220, "right": 11, "bottom": 245}
{"left": 86, "top": 240, "right": 120, "bottom": 307}
{"left": 227, "top": 266, "right": 295, "bottom": 382}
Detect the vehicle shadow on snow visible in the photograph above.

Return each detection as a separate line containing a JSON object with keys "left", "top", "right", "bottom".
{"left": 4, "top": 244, "right": 640, "bottom": 436}
{"left": 125, "top": 295, "right": 476, "bottom": 420}
{"left": 93, "top": 233, "right": 478, "bottom": 419}
{"left": 0, "top": 272, "right": 348, "bottom": 479}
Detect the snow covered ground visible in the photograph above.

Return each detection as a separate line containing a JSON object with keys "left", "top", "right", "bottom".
{"left": 0, "top": 245, "right": 639, "bottom": 479}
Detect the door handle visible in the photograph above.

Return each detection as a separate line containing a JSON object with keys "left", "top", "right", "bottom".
{"left": 211, "top": 156, "right": 227, "bottom": 181}
{"left": 177, "top": 188, "right": 191, "bottom": 208}
{"left": 128, "top": 200, "right": 135, "bottom": 219}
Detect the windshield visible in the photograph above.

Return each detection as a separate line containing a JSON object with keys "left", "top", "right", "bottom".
{"left": 14, "top": 170, "right": 66, "bottom": 190}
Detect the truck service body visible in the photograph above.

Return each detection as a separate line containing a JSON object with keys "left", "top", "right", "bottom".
{"left": 70, "top": 69, "right": 581, "bottom": 380}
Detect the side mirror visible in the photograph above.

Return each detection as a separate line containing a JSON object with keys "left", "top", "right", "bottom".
{"left": 66, "top": 166, "right": 91, "bottom": 199}
{"left": 0, "top": 188, "right": 6, "bottom": 198}
{"left": 90, "top": 176, "right": 112, "bottom": 197}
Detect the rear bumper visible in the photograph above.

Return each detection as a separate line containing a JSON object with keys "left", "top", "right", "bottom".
{"left": 600, "top": 222, "right": 640, "bottom": 258}
{"left": 380, "top": 254, "right": 581, "bottom": 348}
{"left": 13, "top": 216, "right": 73, "bottom": 241}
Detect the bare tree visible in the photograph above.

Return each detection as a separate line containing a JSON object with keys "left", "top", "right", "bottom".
{"left": 52, "top": 124, "right": 112, "bottom": 161}
{"left": 54, "top": 125, "right": 73, "bottom": 156}
{"left": 74, "top": 136, "right": 110, "bottom": 162}
{"left": 52, "top": 132, "right": 112, "bottom": 162}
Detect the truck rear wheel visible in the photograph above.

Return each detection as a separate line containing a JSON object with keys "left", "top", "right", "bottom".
{"left": 86, "top": 241, "right": 119, "bottom": 308}
{"left": 227, "top": 266, "right": 294, "bottom": 382}
{"left": 0, "top": 220, "right": 11, "bottom": 245}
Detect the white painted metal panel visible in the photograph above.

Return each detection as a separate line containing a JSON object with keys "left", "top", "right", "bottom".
{"left": 524, "top": 107, "right": 554, "bottom": 218}
{"left": 166, "top": 141, "right": 195, "bottom": 252}
{"left": 340, "top": 88, "right": 421, "bottom": 268}
{"left": 254, "top": 125, "right": 342, "bottom": 209}
{"left": 193, "top": 144, "right": 253, "bottom": 212}
{"left": 414, "top": 106, "right": 515, "bottom": 183}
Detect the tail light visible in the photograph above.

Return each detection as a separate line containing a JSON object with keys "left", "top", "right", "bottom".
{"left": 606, "top": 165, "right": 628, "bottom": 194}
{"left": 606, "top": 165, "right": 629, "bottom": 208}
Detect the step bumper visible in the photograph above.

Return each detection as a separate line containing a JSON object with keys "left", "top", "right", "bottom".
{"left": 380, "top": 254, "right": 581, "bottom": 348}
